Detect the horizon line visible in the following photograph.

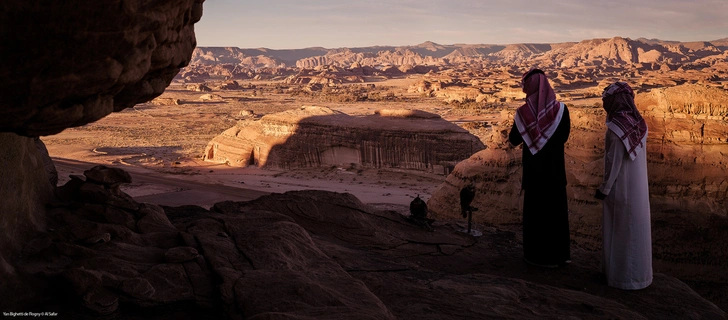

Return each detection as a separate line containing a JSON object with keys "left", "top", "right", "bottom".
{"left": 195, "top": 35, "right": 728, "bottom": 51}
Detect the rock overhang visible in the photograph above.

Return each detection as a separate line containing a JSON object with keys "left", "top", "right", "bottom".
{"left": 0, "top": 0, "right": 205, "bottom": 136}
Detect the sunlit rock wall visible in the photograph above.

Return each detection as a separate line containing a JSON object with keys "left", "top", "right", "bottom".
{"left": 204, "top": 106, "right": 485, "bottom": 175}
{"left": 428, "top": 83, "right": 728, "bottom": 259}
{"left": 636, "top": 84, "right": 728, "bottom": 214}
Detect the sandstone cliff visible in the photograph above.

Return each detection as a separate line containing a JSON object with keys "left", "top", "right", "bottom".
{"left": 430, "top": 84, "right": 728, "bottom": 220}
{"left": 635, "top": 84, "right": 728, "bottom": 214}
{"left": 428, "top": 84, "right": 728, "bottom": 303}
{"left": 203, "top": 106, "right": 485, "bottom": 175}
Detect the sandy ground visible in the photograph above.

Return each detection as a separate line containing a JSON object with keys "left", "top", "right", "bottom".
{"left": 52, "top": 155, "right": 443, "bottom": 210}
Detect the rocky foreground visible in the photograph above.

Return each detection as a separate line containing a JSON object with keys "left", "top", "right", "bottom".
{"left": 5, "top": 166, "right": 725, "bottom": 319}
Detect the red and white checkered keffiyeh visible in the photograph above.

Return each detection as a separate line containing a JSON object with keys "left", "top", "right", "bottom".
{"left": 602, "top": 82, "right": 647, "bottom": 161}
{"left": 514, "top": 68, "right": 564, "bottom": 155}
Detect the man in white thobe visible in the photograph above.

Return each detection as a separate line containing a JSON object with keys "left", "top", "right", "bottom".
{"left": 595, "top": 82, "right": 653, "bottom": 290}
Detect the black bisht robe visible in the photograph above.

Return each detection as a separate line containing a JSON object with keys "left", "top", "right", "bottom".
{"left": 508, "top": 105, "right": 571, "bottom": 266}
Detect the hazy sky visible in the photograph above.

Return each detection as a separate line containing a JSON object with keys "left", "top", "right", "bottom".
{"left": 195, "top": 0, "right": 728, "bottom": 49}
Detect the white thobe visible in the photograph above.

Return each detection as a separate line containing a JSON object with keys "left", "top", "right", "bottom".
{"left": 598, "top": 130, "right": 653, "bottom": 290}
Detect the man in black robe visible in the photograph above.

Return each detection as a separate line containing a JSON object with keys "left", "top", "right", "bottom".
{"left": 508, "top": 68, "right": 571, "bottom": 268}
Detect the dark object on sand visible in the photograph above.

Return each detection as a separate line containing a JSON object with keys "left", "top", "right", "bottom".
{"left": 410, "top": 194, "right": 428, "bottom": 219}
{"left": 409, "top": 194, "right": 434, "bottom": 231}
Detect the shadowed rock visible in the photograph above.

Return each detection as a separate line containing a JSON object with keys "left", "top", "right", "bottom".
{"left": 0, "top": 0, "right": 205, "bottom": 310}
{"left": 84, "top": 165, "right": 133, "bottom": 187}
{"left": 0, "top": 0, "right": 204, "bottom": 136}
{"left": 12, "top": 176, "right": 725, "bottom": 318}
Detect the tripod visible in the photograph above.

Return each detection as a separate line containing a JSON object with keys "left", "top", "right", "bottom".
{"left": 459, "top": 205, "right": 482, "bottom": 236}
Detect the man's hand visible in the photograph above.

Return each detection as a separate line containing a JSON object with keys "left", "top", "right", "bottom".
{"left": 594, "top": 189, "right": 607, "bottom": 200}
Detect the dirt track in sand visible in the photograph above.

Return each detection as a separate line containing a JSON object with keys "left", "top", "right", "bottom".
{"left": 52, "top": 155, "right": 444, "bottom": 210}
{"left": 54, "top": 158, "right": 271, "bottom": 206}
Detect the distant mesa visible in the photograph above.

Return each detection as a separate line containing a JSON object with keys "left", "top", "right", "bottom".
{"left": 203, "top": 106, "right": 485, "bottom": 174}
{"left": 414, "top": 40, "right": 446, "bottom": 51}
{"left": 181, "top": 36, "right": 728, "bottom": 73}
{"left": 283, "top": 66, "right": 367, "bottom": 86}
{"left": 408, "top": 78, "right": 524, "bottom": 104}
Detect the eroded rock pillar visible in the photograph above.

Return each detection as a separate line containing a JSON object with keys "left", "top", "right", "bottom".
{"left": 0, "top": 133, "right": 54, "bottom": 306}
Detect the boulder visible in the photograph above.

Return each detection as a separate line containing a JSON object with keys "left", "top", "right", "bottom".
{"left": 0, "top": 0, "right": 204, "bottom": 136}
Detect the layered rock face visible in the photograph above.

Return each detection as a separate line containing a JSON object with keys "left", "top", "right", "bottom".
{"left": 636, "top": 84, "right": 728, "bottom": 214}
{"left": 431, "top": 84, "right": 728, "bottom": 219}
{"left": 428, "top": 84, "right": 728, "bottom": 289}
{"left": 0, "top": 0, "right": 204, "bottom": 136}
{"left": 203, "top": 106, "right": 485, "bottom": 175}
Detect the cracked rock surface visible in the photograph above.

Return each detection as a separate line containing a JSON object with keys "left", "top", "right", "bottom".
{"left": 9, "top": 166, "right": 726, "bottom": 319}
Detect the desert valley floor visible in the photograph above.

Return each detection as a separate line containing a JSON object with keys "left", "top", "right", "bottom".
{"left": 44, "top": 78, "right": 470, "bottom": 210}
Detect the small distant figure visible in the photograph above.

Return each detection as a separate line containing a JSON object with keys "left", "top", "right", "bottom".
{"left": 459, "top": 184, "right": 477, "bottom": 218}
{"left": 409, "top": 194, "right": 434, "bottom": 231}
{"left": 595, "top": 81, "right": 652, "bottom": 290}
